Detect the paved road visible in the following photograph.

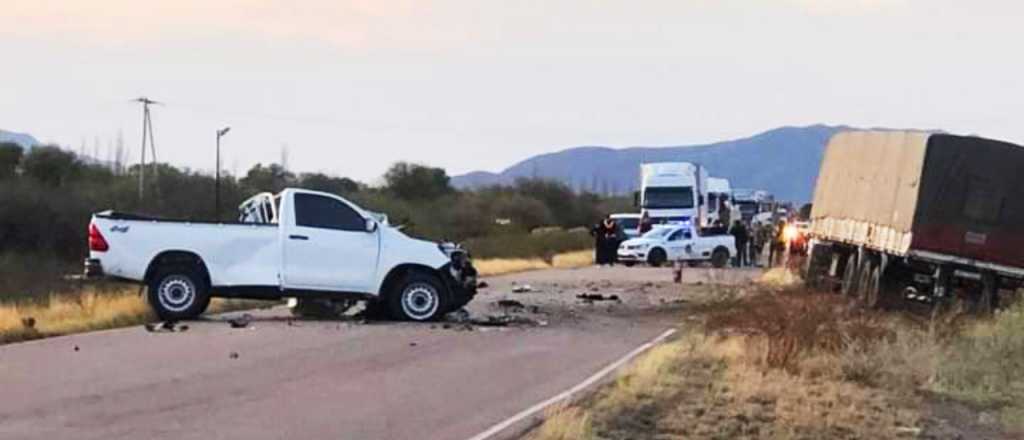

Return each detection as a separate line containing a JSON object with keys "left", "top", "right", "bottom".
{"left": 0, "top": 266, "right": 738, "bottom": 440}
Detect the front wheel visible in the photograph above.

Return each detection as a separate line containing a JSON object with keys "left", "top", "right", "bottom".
{"left": 647, "top": 248, "right": 667, "bottom": 267}
{"left": 147, "top": 267, "right": 211, "bottom": 321}
{"left": 388, "top": 272, "right": 449, "bottom": 321}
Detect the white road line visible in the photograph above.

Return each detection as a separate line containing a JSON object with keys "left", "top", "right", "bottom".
{"left": 465, "top": 327, "right": 678, "bottom": 440}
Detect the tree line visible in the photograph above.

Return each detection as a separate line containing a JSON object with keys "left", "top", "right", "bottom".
{"left": 0, "top": 142, "right": 629, "bottom": 263}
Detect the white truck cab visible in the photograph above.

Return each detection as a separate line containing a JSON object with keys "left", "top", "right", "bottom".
{"left": 86, "top": 188, "right": 477, "bottom": 322}
{"left": 617, "top": 223, "right": 735, "bottom": 268}
{"left": 637, "top": 162, "right": 709, "bottom": 228}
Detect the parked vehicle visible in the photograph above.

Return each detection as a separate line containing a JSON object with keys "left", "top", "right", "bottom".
{"left": 804, "top": 130, "right": 1024, "bottom": 313}
{"left": 707, "top": 177, "right": 740, "bottom": 226}
{"left": 635, "top": 162, "right": 709, "bottom": 227}
{"left": 733, "top": 189, "right": 774, "bottom": 223}
{"left": 85, "top": 188, "right": 478, "bottom": 321}
{"left": 617, "top": 224, "right": 736, "bottom": 268}
{"left": 610, "top": 213, "right": 642, "bottom": 239}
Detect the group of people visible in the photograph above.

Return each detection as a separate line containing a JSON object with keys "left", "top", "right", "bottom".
{"left": 727, "top": 219, "right": 788, "bottom": 268}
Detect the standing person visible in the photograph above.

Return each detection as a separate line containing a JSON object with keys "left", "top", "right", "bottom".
{"left": 749, "top": 222, "right": 763, "bottom": 267}
{"left": 729, "top": 220, "right": 749, "bottom": 267}
{"left": 639, "top": 211, "right": 653, "bottom": 235}
{"left": 768, "top": 220, "right": 787, "bottom": 267}
{"left": 590, "top": 216, "right": 618, "bottom": 266}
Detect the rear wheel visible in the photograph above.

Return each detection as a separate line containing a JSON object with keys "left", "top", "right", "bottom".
{"left": 388, "top": 271, "right": 449, "bottom": 321}
{"left": 647, "top": 248, "right": 667, "bottom": 267}
{"left": 147, "top": 266, "right": 211, "bottom": 321}
{"left": 841, "top": 255, "right": 859, "bottom": 297}
{"left": 862, "top": 265, "right": 883, "bottom": 309}
{"left": 710, "top": 248, "right": 729, "bottom": 268}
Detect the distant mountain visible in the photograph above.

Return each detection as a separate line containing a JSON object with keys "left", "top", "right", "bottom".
{"left": 0, "top": 129, "right": 40, "bottom": 150}
{"left": 451, "top": 125, "right": 850, "bottom": 202}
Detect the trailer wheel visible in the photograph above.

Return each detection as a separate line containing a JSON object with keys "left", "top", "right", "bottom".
{"left": 862, "top": 265, "right": 883, "bottom": 309}
{"left": 975, "top": 273, "right": 998, "bottom": 315}
{"left": 147, "top": 266, "right": 211, "bottom": 321}
{"left": 804, "top": 244, "right": 829, "bottom": 290}
{"left": 841, "top": 255, "right": 859, "bottom": 297}
{"left": 647, "top": 248, "right": 667, "bottom": 267}
{"left": 855, "top": 260, "right": 874, "bottom": 301}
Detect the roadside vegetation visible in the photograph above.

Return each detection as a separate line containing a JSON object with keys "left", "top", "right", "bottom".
{"left": 0, "top": 141, "right": 620, "bottom": 343}
{"left": 0, "top": 142, "right": 624, "bottom": 301}
{"left": 530, "top": 269, "right": 1024, "bottom": 439}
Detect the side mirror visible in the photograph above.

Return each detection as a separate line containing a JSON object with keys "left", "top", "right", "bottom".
{"left": 365, "top": 218, "right": 378, "bottom": 233}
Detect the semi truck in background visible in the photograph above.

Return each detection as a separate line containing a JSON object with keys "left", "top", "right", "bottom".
{"left": 733, "top": 189, "right": 774, "bottom": 223}
{"left": 707, "top": 177, "right": 740, "bottom": 226}
{"left": 636, "top": 162, "right": 708, "bottom": 227}
{"left": 805, "top": 130, "right": 1024, "bottom": 313}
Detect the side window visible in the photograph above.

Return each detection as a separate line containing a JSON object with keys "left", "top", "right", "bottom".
{"left": 668, "top": 230, "right": 683, "bottom": 241}
{"left": 683, "top": 229, "right": 693, "bottom": 240}
{"left": 963, "top": 177, "right": 1004, "bottom": 224}
{"left": 294, "top": 193, "right": 365, "bottom": 231}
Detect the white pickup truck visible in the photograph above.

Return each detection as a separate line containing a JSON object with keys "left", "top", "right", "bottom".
{"left": 85, "top": 188, "right": 477, "bottom": 321}
{"left": 617, "top": 224, "right": 736, "bottom": 268}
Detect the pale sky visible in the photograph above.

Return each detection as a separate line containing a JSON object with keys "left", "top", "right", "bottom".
{"left": 2, "top": 0, "right": 1021, "bottom": 183}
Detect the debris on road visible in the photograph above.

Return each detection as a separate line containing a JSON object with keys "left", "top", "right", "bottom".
{"left": 495, "top": 299, "right": 526, "bottom": 310}
{"left": 229, "top": 352, "right": 239, "bottom": 359}
{"left": 477, "top": 281, "right": 490, "bottom": 289}
{"left": 73, "top": 345, "right": 80, "bottom": 352}
{"left": 228, "top": 314, "right": 252, "bottom": 329}
{"left": 144, "top": 320, "right": 188, "bottom": 333}
{"left": 512, "top": 284, "right": 534, "bottom": 293}
{"left": 576, "top": 293, "right": 621, "bottom": 303}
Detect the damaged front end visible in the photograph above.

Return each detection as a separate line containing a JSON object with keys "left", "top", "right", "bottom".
{"left": 438, "top": 242, "right": 478, "bottom": 310}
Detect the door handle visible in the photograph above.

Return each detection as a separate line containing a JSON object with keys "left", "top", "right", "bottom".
{"left": 289, "top": 234, "right": 309, "bottom": 241}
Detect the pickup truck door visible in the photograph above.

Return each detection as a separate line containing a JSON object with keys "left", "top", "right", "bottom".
{"left": 283, "top": 192, "right": 379, "bottom": 293}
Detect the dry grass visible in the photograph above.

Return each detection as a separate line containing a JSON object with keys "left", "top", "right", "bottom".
{"left": 531, "top": 270, "right": 1024, "bottom": 438}
{"left": 0, "top": 287, "right": 269, "bottom": 344}
{"left": 475, "top": 250, "right": 593, "bottom": 277}
{"left": 530, "top": 405, "right": 593, "bottom": 440}
{"left": 551, "top": 250, "right": 594, "bottom": 269}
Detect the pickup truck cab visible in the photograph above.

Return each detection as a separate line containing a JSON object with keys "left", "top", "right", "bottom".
{"left": 86, "top": 188, "right": 477, "bottom": 321}
{"left": 617, "top": 223, "right": 735, "bottom": 268}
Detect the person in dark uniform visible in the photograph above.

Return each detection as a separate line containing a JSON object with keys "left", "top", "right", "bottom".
{"left": 590, "top": 216, "right": 619, "bottom": 266}
{"left": 639, "top": 212, "right": 653, "bottom": 235}
{"left": 729, "top": 220, "right": 749, "bottom": 267}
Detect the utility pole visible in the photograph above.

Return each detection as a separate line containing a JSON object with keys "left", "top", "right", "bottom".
{"left": 215, "top": 127, "right": 231, "bottom": 220}
{"left": 134, "top": 97, "right": 160, "bottom": 201}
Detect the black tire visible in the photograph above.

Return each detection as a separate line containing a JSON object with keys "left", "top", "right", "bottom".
{"left": 710, "top": 248, "right": 729, "bottom": 269}
{"left": 803, "top": 244, "right": 828, "bottom": 290}
{"left": 647, "top": 248, "right": 667, "bottom": 267}
{"left": 855, "top": 260, "right": 874, "bottom": 301}
{"left": 147, "top": 266, "right": 211, "bottom": 321}
{"left": 841, "top": 255, "right": 859, "bottom": 297}
{"left": 863, "top": 265, "right": 882, "bottom": 309}
{"left": 387, "top": 271, "right": 449, "bottom": 321}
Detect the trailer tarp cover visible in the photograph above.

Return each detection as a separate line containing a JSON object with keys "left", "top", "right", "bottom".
{"left": 810, "top": 131, "right": 929, "bottom": 254}
{"left": 811, "top": 130, "right": 1024, "bottom": 269}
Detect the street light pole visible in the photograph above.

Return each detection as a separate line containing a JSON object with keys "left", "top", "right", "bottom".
{"left": 215, "top": 127, "right": 231, "bottom": 221}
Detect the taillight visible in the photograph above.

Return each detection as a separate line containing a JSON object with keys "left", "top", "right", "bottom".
{"left": 89, "top": 223, "right": 109, "bottom": 252}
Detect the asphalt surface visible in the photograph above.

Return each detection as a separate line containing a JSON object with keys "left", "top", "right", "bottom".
{"left": 0, "top": 266, "right": 759, "bottom": 440}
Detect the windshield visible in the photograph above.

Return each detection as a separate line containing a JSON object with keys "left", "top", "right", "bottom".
{"left": 642, "top": 187, "right": 694, "bottom": 209}
{"left": 616, "top": 218, "right": 639, "bottom": 230}
{"left": 642, "top": 227, "right": 673, "bottom": 239}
